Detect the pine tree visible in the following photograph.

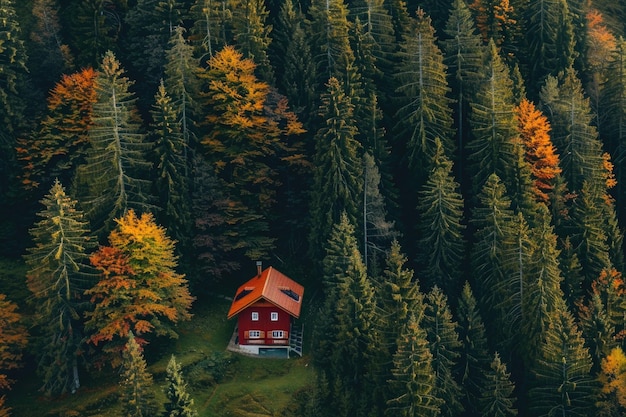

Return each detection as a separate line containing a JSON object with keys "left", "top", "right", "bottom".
{"left": 528, "top": 300, "right": 598, "bottom": 417}
{"left": 150, "top": 81, "right": 192, "bottom": 259}
{"left": 416, "top": 138, "right": 466, "bottom": 295}
{"left": 456, "top": 281, "right": 491, "bottom": 416}
{"left": 308, "top": 77, "right": 363, "bottom": 263}
{"left": 478, "top": 353, "right": 518, "bottom": 417}
{"left": 394, "top": 8, "right": 454, "bottom": 182}
{"left": 523, "top": 0, "right": 576, "bottom": 96}
{"left": 386, "top": 313, "right": 442, "bottom": 417}
{"left": 85, "top": 210, "right": 194, "bottom": 367}
{"left": 424, "top": 286, "right": 464, "bottom": 417}
{"left": 442, "top": 0, "right": 484, "bottom": 175}
{"left": 163, "top": 355, "right": 198, "bottom": 417}
{"left": 75, "top": 51, "right": 152, "bottom": 237}
{"left": 467, "top": 40, "right": 518, "bottom": 197}
{"left": 24, "top": 180, "right": 95, "bottom": 396}
{"left": 119, "top": 332, "right": 157, "bottom": 417}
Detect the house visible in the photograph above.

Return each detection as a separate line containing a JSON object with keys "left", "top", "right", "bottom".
{"left": 227, "top": 263, "right": 304, "bottom": 357}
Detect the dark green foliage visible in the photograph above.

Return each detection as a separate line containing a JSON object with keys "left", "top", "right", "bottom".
{"left": 478, "top": 353, "right": 517, "bottom": 417}
{"left": 416, "top": 138, "right": 465, "bottom": 294}
{"left": 386, "top": 313, "right": 441, "bottom": 417}
{"left": 424, "top": 286, "right": 464, "bottom": 417}
{"left": 528, "top": 300, "right": 598, "bottom": 417}
{"left": 163, "top": 355, "right": 198, "bottom": 417}
{"left": 456, "top": 281, "right": 490, "bottom": 416}
{"left": 75, "top": 51, "right": 153, "bottom": 238}
{"left": 119, "top": 332, "right": 158, "bottom": 417}
{"left": 230, "top": 0, "right": 274, "bottom": 82}
{"left": 308, "top": 77, "right": 363, "bottom": 262}
{"left": 24, "top": 180, "right": 95, "bottom": 396}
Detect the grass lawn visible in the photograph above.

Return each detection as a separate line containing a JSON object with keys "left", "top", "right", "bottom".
{"left": 7, "top": 294, "right": 315, "bottom": 417}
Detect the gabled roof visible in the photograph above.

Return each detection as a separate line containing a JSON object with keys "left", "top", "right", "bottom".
{"left": 227, "top": 267, "right": 304, "bottom": 319}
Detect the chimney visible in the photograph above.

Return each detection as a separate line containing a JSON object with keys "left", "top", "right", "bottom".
{"left": 256, "top": 261, "right": 262, "bottom": 277}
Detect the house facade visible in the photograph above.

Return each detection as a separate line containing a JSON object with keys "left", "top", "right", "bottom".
{"left": 227, "top": 264, "right": 304, "bottom": 357}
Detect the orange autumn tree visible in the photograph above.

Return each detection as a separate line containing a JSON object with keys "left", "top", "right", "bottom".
{"left": 599, "top": 347, "right": 626, "bottom": 413}
{"left": 85, "top": 210, "right": 194, "bottom": 367}
{"left": 515, "top": 98, "right": 561, "bottom": 202}
{"left": 17, "top": 68, "right": 97, "bottom": 190}
{"left": 0, "top": 293, "right": 28, "bottom": 416}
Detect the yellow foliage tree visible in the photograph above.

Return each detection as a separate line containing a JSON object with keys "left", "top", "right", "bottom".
{"left": 600, "top": 347, "right": 626, "bottom": 412}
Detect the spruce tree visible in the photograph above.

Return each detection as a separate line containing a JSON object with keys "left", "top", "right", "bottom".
{"left": 415, "top": 138, "right": 466, "bottom": 294}
{"left": 119, "top": 332, "right": 158, "bottom": 417}
{"left": 24, "top": 180, "right": 95, "bottom": 396}
{"left": 423, "top": 286, "right": 464, "bottom": 417}
{"left": 75, "top": 51, "right": 152, "bottom": 238}
{"left": 163, "top": 355, "right": 198, "bottom": 417}
{"left": 308, "top": 77, "right": 363, "bottom": 263}
{"left": 230, "top": 0, "right": 274, "bottom": 82}
{"left": 479, "top": 353, "right": 518, "bottom": 417}
{"left": 386, "top": 313, "right": 442, "bottom": 417}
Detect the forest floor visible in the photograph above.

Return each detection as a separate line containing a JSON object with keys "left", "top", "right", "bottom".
{"left": 6, "top": 286, "right": 315, "bottom": 417}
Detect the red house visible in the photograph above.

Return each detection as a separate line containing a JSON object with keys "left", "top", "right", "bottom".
{"left": 227, "top": 264, "right": 304, "bottom": 357}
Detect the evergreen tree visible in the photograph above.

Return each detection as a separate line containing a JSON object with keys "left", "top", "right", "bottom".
{"left": 478, "top": 353, "right": 518, "bottom": 417}
{"left": 163, "top": 355, "right": 198, "bottom": 417}
{"left": 0, "top": 293, "right": 28, "bottom": 402}
{"left": 578, "top": 292, "right": 616, "bottom": 372}
{"left": 386, "top": 313, "right": 442, "bottom": 417}
{"left": 424, "top": 286, "right": 464, "bottom": 417}
{"left": 119, "top": 332, "right": 158, "bottom": 417}
{"left": 308, "top": 77, "right": 363, "bottom": 263}
{"left": 523, "top": 0, "right": 576, "bottom": 96}
{"left": 150, "top": 81, "right": 192, "bottom": 257}
{"left": 75, "top": 51, "right": 152, "bottom": 237}
{"left": 230, "top": 0, "right": 274, "bottom": 82}
{"left": 442, "top": 0, "right": 484, "bottom": 175}
{"left": 456, "top": 281, "right": 491, "bottom": 416}
{"left": 528, "top": 300, "right": 598, "bottom": 417}
{"left": 24, "top": 180, "right": 95, "bottom": 396}
{"left": 415, "top": 138, "right": 466, "bottom": 294}
{"left": 394, "top": 8, "right": 454, "bottom": 183}
{"left": 190, "top": 0, "right": 230, "bottom": 59}
{"left": 467, "top": 40, "right": 518, "bottom": 197}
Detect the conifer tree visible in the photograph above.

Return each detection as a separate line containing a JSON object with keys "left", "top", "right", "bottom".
{"left": 424, "top": 286, "right": 464, "bottom": 417}
{"left": 479, "top": 353, "right": 518, "bottom": 417}
{"left": 0, "top": 293, "right": 28, "bottom": 403}
{"left": 578, "top": 292, "right": 616, "bottom": 371}
{"left": 76, "top": 51, "right": 152, "bottom": 237}
{"left": 85, "top": 210, "right": 194, "bottom": 367}
{"left": 24, "top": 180, "right": 95, "bottom": 396}
{"left": 386, "top": 313, "right": 442, "bottom": 417}
{"left": 18, "top": 68, "right": 97, "bottom": 191}
{"left": 190, "top": 0, "right": 230, "bottom": 59}
{"left": 456, "top": 281, "right": 491, "bottom": 416}
{"left": 416, "top": 138, "right": 465, "bottom": 294}
{"left": 150, "top": 81, "right": 192, "bottom": 257}
{"left": 308, "top": 77, "right": 363, "bottom": 262}
{"left": 443, "top": 0, "right": 484, "bottom": 174}
{"left": 528, "top": 300, "right": 597, "bottom": 417}
{"left": 163, "top": 355, "right": 198, "bottom": 417}
{"left": 230, "top": 0, "right": 274, "bottom": 82}
{"left": 119, "top": 332, "right": 158, "bottom": 417}
{"left": 467, "top": 40, "right": 518, "bottom": 197}
{"left": 394, "top": 8, "right": 454, "bottom": 183}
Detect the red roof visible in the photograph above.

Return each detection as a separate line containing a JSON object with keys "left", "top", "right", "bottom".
{"left": 227, "top": 267, "right": 304, "bottom": 319}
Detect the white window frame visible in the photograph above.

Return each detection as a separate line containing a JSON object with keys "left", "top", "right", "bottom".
{"left": 272, "top": 330, "right": 284, "bottom": 338}
{"left": 249, "top": 330, "right": 261, "bottom": 339}
{"left": 270, "top": 312, "right": 279, "bottom": 321}
{"left": 251, "top": 311, "right": 259, "bottom": 321}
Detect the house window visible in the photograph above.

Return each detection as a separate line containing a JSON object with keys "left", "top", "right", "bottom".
{"left": 272, "top": 330, "right": 284, "bottom": 338}
{"left": 271, "top": 312, "right": 278, "bottom": 321}
{"left": 251, "top": 312, "right": 259, "bottom": 321}
{"left": 249, "top": 330, "right": 261, "bottom": 339}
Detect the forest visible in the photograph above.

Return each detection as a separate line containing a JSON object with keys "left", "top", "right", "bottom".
{"left": 1, "top": 0, "right": 626, "bottom": 415}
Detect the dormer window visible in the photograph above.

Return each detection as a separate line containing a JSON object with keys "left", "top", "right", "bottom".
{"left": 280, "top": 287, "right": 300, "bottom": 302}
{"left": 235, "top": 286, "right": 254, "bottom": 301}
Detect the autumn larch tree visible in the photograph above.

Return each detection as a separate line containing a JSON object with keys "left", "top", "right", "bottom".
{"left": 597, "top": 347, "right": 626, "bottom": 416}
{"left": 0, "top": 293, "right": 28, "bottom": 416}
{"left": 24, "top": 179, "right": 95, "bottom": 396}
{"left": 85, "top": 210, "right": 194, "bottom": 368}
{"left": 197, "top": 45, "right": 305, "bottom": 269}
{"left": 119, "top": 331, "right": 158, "bottom": 417}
